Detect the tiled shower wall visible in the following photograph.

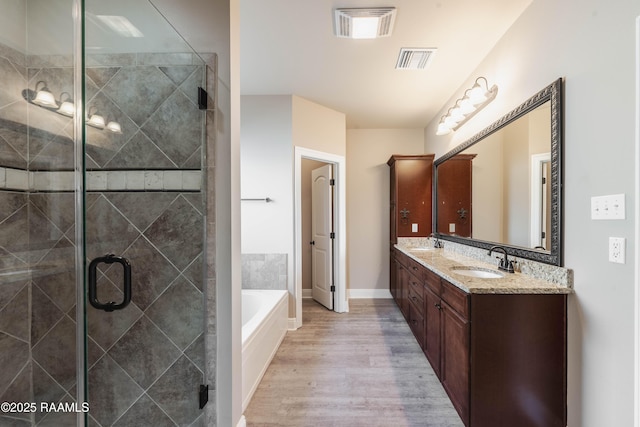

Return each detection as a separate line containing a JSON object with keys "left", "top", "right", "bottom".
{"left": 0, "top": 40, "right": 213, "bottom": 426}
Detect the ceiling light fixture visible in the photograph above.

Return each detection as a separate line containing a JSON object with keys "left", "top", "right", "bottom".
{"left": 334, "top": 7, "right": 396, "bottom": 39}
{"left": 436, "top": 77, "right": 498, "bottom": 135}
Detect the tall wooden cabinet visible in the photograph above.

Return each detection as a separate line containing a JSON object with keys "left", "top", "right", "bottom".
{"left": 388, "top": 155, "right": 435, "bottom": 244}
{"left": 436, "top": 154, "right": 475, "bottom": 238}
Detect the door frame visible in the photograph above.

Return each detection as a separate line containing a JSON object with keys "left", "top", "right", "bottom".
{"left": 530, "top": 152, "right": 551, "bottom": 249}
{"left": 295, "top": 147, "right": 347, "bottom": 327}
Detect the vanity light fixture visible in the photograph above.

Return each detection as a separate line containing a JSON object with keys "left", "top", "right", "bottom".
{"left": 32, "top": 81, "right": 58, "bottom": 108}
{"left": 86, "top": 107, "right": 122, "bottom": 133}
{"left": 436, "top": 77, "right": 498, "bottom": 135}
{"left": 86, "top": 107, "right": 106, "bottom": 129}
{"left": 26, "top": 84, "right": 122, "bottom": 134}
{"left": 334, "top": 7, "right": 396, "bottom": 39}
{"left": 56, "top": 92, "right": 76, "bottom": 117}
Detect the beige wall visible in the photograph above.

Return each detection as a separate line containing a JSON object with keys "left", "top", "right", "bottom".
{"left": 346, "top": 129, "right": 425, "bottom": 293}
{"left": 292, "top": 95, "right": 346, "bottom": 156}
{"left": 424, "top": 0, "right": 640, "bottom": 424}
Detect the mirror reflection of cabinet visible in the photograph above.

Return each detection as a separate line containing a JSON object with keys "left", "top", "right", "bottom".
{"left": 388, "top": 155, "right": 435, "bottom": 244}
{"left": 436, "top": 154, "right": 476, "bottom": 238}
{"left": 433, "top": 78, "right": 563, "bottom": 266}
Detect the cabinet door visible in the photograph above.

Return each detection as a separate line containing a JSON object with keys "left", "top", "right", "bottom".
{"left": 396, "top": 159, "right": 432, "bottom": 237}
{"left": 408, "top": 298, "right": 425, "bottom": 349}
{"left": 397, "top": 267, "right": 409, "bottom": 319}
{"left": 390, "top": 252, "right": 398, "bottom": 301}
{"left": 441, "top": 300, "right": 470, "bottom": 425}
{"left": 423, "top": 286, "right": 441, "bottom": 378}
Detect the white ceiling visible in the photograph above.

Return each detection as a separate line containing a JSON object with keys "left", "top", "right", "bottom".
{"left": 132, "top": 0, "right": 534, "bottom": 129}
{"left": 238, "top": 0, "right": 533, "bottom": 129}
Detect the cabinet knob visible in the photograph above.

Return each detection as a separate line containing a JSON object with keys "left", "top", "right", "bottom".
{"left": 435, "top": 303, "right": 442, "bottom": 310}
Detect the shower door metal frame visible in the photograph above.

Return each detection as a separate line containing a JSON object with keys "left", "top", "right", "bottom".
{"left": 72, "top": 0, "right": 88, "bottom": 425}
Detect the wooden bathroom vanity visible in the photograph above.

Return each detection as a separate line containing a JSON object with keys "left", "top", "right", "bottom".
{"left": 391, "top": 246, "right": 569, "bottom": 427}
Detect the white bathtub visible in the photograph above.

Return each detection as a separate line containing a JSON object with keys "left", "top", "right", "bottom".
{"left": 242, "top": 289, "right": 288, "bottom": 412}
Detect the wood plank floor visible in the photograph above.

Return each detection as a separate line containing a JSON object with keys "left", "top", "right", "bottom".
{"left": 244, "top": 298, "right": 465, "bottom": 427}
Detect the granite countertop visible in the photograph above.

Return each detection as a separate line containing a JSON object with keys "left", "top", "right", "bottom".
{"left": 395, "top": 244, "right": 573, "bottom": 295}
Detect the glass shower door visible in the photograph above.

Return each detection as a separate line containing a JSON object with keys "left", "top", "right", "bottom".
{"left": 0, "top": 0, "right": 81, "bottom": 425}
{"left": 82, "top": 0, "right": 207, "bottom": 425}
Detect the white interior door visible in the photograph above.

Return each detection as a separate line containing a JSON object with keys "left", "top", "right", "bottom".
{"left": 311, "top": 164, "right": 334, "bottom": 310}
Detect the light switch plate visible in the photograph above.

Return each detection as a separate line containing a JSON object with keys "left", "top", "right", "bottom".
{"left": 592, "top": 194, "right": 625, "bottom": 220}
{"left": 449, "top": 223, "right": 455, "bottom": 233}
{"left": 411, "top": 223, "right": 418, "bottom": 233}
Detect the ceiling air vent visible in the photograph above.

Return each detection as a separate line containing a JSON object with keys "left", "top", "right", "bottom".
{"left": 395, "top": 48, "right": 437, "bottom": 70}
{"left": 334, "top": 7, "right": 397, "bottom": 39}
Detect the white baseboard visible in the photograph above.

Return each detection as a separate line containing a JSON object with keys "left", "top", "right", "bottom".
{"left": 287, "top": 317, "right": 298, "bottom": 330}
{"left": 303, "top": 288, "right": 391, "bottom": 299}
{"left": 348, "top": 289, "right": 392, "bottom": 299}
{"left": 237, "top": 415, "right": 246, "bottom": 427}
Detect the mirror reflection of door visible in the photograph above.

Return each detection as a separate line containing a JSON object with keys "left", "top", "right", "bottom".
{"left": 530, "top": 153, "right": 551, "bottom": 250}
{"left": 542, "top": 160, "right": 552, "bottom": 249}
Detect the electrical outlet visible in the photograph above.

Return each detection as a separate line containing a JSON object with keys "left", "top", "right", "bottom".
{"left": 411, "top": 223, "right": 418, "bottom": 233}
{"left": 609, "top": 237, "right": 626, "bottom": 264}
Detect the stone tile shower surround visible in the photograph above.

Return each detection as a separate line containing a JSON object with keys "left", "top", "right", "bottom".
{"left": 241, "top": 254, "right": 287, "bottom": 290}
{"left": 0, "top": 43, "right": 212, "bottom": 427}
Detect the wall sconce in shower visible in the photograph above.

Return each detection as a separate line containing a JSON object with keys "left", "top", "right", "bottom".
{"left": 86, "top": 107, "right": 106, "bottom": 129}
{"left": 26, "top": 82, "right": 122, "bottom": 134}
{"left": 32, "top": 81, "right": 58, "bottom": 108}
{"left": 436, "top": 77, "right": 498, "bottom": 135}
{"left": 56, "top": 92, "right": 75, "bottom": 117}
{"left": 86, "top": 107, "right": 122, "bottom": 134}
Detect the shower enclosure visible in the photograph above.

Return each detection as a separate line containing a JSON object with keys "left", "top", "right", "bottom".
{"left": 0, "top": 0, "right": 210, "bottom": 425}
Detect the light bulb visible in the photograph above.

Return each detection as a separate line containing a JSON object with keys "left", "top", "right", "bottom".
{"left": 33, "top": 89, "right": 58, "bottom": 108}
{"left": 436, "top": 122, "right": 452, "bottom": 135}
{"left": 106, "top": 121, "right": 122, "bottom": 133}
{"left": 57, "top": 101, "right": 75, "bottom": 117}
{"left": 87, "top": 114, "right": 106, "bottom": 129}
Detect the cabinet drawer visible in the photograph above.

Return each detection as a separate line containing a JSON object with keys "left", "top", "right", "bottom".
{"left": 407, "top": 279, "right": 424, "bottom": 310}
{"left": 441, "top": 280, "right": 469, "bottom": 319}
{"left": 394, "top": 249, "right": 409, "bottom": 269}
{"left": 423, "top": 267, "right": 441, "bottom": 295}
{"left": 405, "top": 257, "right": 424, "bottom": 279}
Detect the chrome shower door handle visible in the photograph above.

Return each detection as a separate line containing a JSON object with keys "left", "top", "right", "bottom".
{"left": 88, "top": 254, "right": 132, "bottom": 312}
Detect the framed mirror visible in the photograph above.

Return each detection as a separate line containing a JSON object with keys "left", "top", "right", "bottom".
{"left": 433, "top": 78, "right": 563, "bottom": 265}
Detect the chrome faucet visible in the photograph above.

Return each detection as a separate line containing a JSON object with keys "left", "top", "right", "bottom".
{"left": 431, "top": 233, "right": 444, "bottom": 249}
{"left": 488, "top": 246, "right": 516, "bottom": 273}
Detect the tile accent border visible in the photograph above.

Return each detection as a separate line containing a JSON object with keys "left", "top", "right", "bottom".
{"left": 0, "top": 167, "right": 201, "bottom": 192}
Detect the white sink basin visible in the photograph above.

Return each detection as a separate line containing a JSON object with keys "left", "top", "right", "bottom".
{"left": 409, "top": 247, "right": 434, "bottom": 252}
{"left": 450, "top": 267, "right": 504, "bottom": 279}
